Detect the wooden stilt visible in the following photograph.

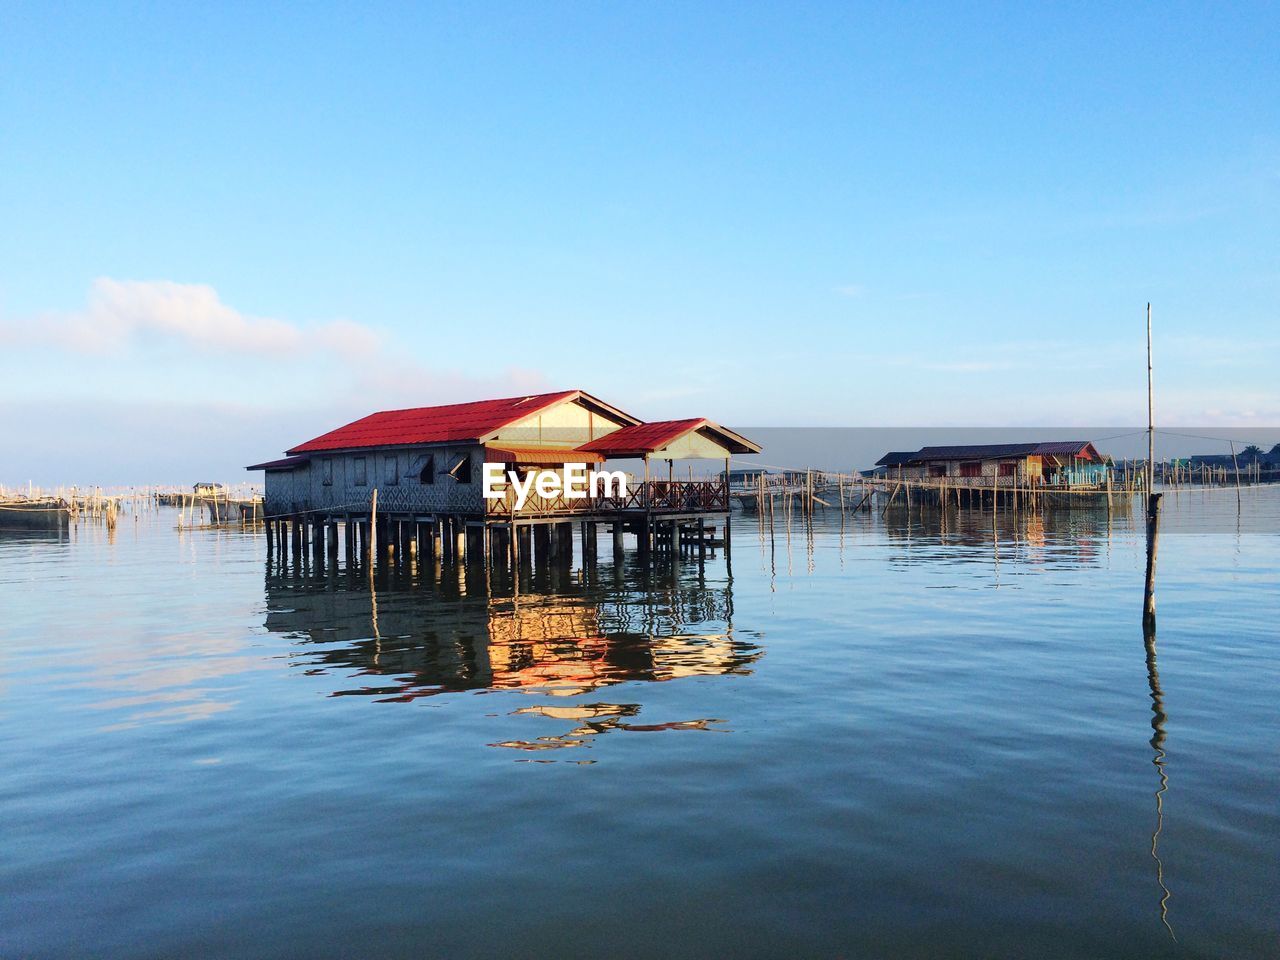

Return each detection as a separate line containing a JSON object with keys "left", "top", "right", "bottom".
{"left": 1144, "top": 493, "right": 1162, "bottom": 633}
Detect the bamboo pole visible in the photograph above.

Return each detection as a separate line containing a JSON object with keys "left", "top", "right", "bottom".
{"left": 838, "top": 472, "right": 846, "bottom": 530}
{"left": 1146, "top": 304, "right": 1157, "bottom": 504}
{"left": 369, "top": 488, "right": 378, "bottom": 567}
{"left": 1143, "top": 303, "right": 1161, "bottom": 633}
{"left": 1143, "top": 493, "right": 1162, "bottom": 633}
{"left": 1230, "top": 441, "right": 1242, "bottom": 514}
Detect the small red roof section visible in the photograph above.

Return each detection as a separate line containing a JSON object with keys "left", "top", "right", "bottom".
{"left": 578, "top": 419, "right": 761, "bottom": 458}
{"left": 285, "top": 390, "right": 638, "bottom": 454}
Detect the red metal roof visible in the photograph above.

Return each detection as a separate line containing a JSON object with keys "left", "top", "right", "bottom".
{"left": 578, "top": 419, "right": 762, "bottom": 457}
{"left": 1033, "top": 441, "right": 1100, "bottom": 460}
{"left": 577, "top": 419, "right": 708, "bottom": 456}
{"left": 286, "top": 391, "right": 582, "bottom": 454}
{"left": 576, "top": 417, "right": 737, "bottom": 458}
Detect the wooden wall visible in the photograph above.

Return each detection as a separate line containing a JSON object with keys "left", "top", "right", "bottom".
{"left": 263, "top": 443, "right": 486, "bottom": 516}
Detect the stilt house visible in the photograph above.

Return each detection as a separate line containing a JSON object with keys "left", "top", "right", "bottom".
{"left": 247, "top": 389, "right": 760, "bottom": 564}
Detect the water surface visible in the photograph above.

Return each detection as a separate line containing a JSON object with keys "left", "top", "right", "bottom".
{"left": 2, "top": 490, "right": 1277, "bottom": 958}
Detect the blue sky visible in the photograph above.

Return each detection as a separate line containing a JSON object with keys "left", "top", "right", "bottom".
{"left": 1, "top": 2, "right": 1277, "bottom": 482}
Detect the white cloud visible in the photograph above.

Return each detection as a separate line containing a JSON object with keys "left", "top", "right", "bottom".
{"left": 4, "top": 278, "right": 382, "bottom": 356}
{"left": 0, "top": 279, "right": 560, "bottom": 483}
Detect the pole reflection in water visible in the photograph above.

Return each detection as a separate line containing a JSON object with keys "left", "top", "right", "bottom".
{"left": 263, "top": 551, "right": 761, "bottom": 758}
{"left": 1145, "top": 626, "right": 1176, "bottom": 942}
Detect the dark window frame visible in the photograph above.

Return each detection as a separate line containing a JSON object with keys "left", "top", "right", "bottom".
{"left": 448, "top": 452, "right": 473, "bottom": 484}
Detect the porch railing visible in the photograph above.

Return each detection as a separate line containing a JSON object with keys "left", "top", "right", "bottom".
{"left": 485, "top": 479, "right": 730, "bottom": 517}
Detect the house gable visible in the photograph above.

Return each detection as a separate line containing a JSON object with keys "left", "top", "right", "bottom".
{"left": 487, "top": 392, "right": 637, "bottom": 447}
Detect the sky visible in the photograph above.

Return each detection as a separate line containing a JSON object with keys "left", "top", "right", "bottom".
{"left": 1, "top": 2, "right": 1277, "bottom": 484}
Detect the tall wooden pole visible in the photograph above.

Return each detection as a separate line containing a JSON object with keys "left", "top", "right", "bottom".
{"left": 1229, "top": 440, "right": 1242, "bottom": 513}
{"left": 369, "top": 487, "right": 378, "bottom": 570}
{"left": 1143, "top": 492, "right": 1162, "bottom": 634}
{"left": 1146, "top": 302, "right": 1155, "bottom": 496}
{"left": 1143, "top": 304, "right": 1161, "bottom": 634}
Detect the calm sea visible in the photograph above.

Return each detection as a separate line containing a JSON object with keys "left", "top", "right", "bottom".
{"left": 2, "top": 489, "right": 1277, "bottom": 958}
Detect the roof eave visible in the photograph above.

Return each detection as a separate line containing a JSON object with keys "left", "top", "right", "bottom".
{"left": 701, "top": 421, "right": 762, "bottom": 455}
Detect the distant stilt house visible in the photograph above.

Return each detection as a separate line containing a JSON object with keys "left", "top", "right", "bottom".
{"left": 872, "top": 441, "right": 1110, "bottom": 488}
{"left": 247, "top": 389, "right": 760, "bottom": 565}
{"left": 868, "top": 452, "right": 917, "bottom": 478}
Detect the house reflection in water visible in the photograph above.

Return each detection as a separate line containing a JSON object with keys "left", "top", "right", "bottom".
{"left": 262, "top": 567, "right": 760, "bottom": 754}
{"left": 877, "top": 501, "right": 1123, "bottom": 570}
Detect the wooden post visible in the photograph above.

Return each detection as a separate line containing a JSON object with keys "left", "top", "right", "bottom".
{"left": 1146, "top": 303, "right": 1155, "bottom": 497}
{"left": 1142, "top": 304, "right": 1162, "bottom": 633}
{"left": 1143, "top": 493, "right": 1163, "bottom": 633}
{"left": 560, "top": 522, "right": 574, "bottom": 566}
{"left": 533, "top": 524, "right": 548, "bottom": 566}
{"left": 369, "top": 488, "right": 378, "bottom": 562}
{"left": 265, "top": 517, "right": 274, "bottom": 555}
{"left": 1230, "top": 441, "right": 1242, "bottom": 514}
{"left": 724, "top": 513, "right": 732, "bottom": 570}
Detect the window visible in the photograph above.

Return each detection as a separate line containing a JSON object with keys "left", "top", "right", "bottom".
{"left": 448, "top": 452, "right": 472, "bottom": 484}
{"left": 322, "top": 459, "right": 334, "bottom": 486}
{"left": 928, "top": 464, "right": 947, "bottom": 478}
{"left": 418, "top": 455, "right": 435, "bottom": 485}
{"left": 959, "top": 461, "right": 982, "bottom": 478}
{"left": 384, "top": 455, "right": 399, "bottom": 486}
{"left": 998, "top": 461, "right": 1017, "bottom": 477}
{"left": 353, "top": 457, "right": 367, "bottom": 486}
